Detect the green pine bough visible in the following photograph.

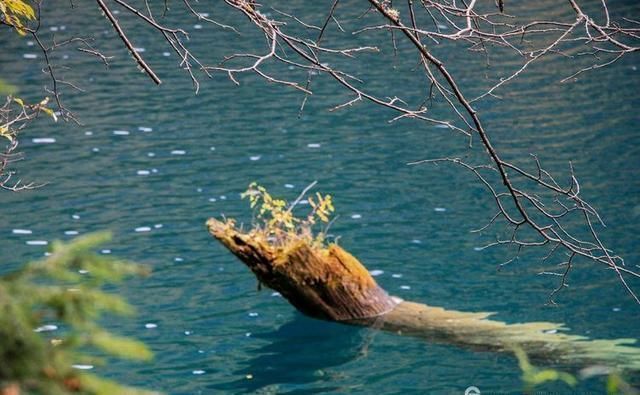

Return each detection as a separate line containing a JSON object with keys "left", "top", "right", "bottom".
{"left": 0, "top": 232, "right": 158, "bottom": 395}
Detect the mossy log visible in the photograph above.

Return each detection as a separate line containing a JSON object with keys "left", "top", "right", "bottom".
{"left": 207, "top": 218, "right": 398, "bottom": 321}
{"left": 207, "top": 218, "right": 640, "bottom": 371}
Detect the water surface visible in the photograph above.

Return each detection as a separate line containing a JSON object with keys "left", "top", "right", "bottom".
{"left": 1, "top": 2, "right": 639, "bottom": 393}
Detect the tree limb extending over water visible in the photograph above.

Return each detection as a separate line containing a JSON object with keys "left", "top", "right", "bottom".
{"left": 207, "top": 216, "right": 640, "bottom": 372}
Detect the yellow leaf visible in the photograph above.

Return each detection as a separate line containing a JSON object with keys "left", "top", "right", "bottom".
{"left": 41, "top": 106, "right": 58, "bottom": 122}
{"left": 0, "top": 125, "right": 13, "bottom": 142}
{"left": 0, "top": 0, "right": 35, "bottom": 35}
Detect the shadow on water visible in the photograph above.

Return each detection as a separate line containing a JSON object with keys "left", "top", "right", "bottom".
{"left": 212, "top": 314, "right": 372, "bottom": 394}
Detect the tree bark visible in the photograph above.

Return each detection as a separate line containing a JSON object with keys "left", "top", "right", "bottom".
{"left": 207, "top": 218, "right": 399, "bottom": 321}
{"left": 207, "top": 218, "right": 640, "bottom": 371}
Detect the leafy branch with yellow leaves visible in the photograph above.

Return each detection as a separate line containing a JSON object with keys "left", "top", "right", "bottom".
{"left": 241, "top": 182, "right": 335, "bottom": 249}
{"left": 1, "top": 95, "right": 58, "bottom": 191}
{"left": 0, "top": 0, "right": 35, "bottom": 36}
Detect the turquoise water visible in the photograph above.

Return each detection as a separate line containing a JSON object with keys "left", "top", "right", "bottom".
{"left": 1, "top": 1, "right": 639, "bottom": 393}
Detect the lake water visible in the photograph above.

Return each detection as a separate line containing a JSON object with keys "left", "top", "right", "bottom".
{"left": 1, "top": 1, "right": 639, "bottom": 393}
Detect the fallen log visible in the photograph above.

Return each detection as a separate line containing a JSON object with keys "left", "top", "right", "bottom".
{"left": 207, "top": 217, "right": 640, "bottom": 372}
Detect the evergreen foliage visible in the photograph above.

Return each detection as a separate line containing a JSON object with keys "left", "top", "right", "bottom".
{"left": 0, "top": 232, "right": 157, "bottom": 395}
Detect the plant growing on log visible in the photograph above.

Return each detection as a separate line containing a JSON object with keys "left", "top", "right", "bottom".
{"left": 241, "top": 182, "right": 335, "bottom": 249}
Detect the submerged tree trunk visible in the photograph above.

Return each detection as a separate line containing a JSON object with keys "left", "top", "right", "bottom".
{"left": 207, "top": 218, "right": 399, "bottom": 321}
{"left": 207, "top": 218, "right": 640, "bottom": 371}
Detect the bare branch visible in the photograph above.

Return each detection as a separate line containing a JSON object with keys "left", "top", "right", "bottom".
{"left": 95, "top": 0, "right": 162, "bottom": 85}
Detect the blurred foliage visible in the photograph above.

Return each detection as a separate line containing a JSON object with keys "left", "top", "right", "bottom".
{"left": 0, "top": 232, "right": 158, "bottom": 395}
{"left": 513, "top": 346, "right": 577, "bottom": 393}
{"left": 0, "top": 0, "right": 35, "bottom": 35}
{"left": 514, "top": 346, "right": 639, "bottom": 395}
{"left": 0, "top": 80, "right": 18, "bottom": 96}
{"left": 606, "top": 372, "right": 640, "bottom": 395}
